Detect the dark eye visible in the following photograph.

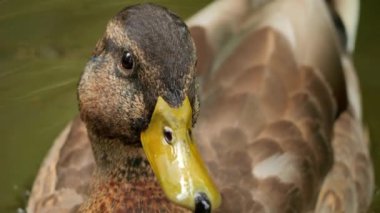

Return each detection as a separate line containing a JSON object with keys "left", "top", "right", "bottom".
{"left": 121, "top": 51, "right": 134, "bottom": 70}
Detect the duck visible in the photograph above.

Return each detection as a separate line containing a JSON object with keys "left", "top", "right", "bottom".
{"left": 26, "top": 0, "right": 374, "bottom": 212}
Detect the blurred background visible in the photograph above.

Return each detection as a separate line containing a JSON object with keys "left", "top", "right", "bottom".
{"left": 0, "top": 0, "right": 378, "bottom": 212}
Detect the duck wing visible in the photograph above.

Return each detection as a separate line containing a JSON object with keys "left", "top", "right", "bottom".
{"left": 189, "top": 0, "right": 373, "bottom": 212}
{"left": 27, "top": 117, "right": 94, "bottom": 213}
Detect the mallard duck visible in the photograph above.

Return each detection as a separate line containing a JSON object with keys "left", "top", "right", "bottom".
{"left": 27, "top": 0, "right": 374, "bottom": 212}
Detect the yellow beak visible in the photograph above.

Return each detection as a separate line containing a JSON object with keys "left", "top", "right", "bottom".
{"left": 140, "top": 96, "right": 221, "bottom": 211}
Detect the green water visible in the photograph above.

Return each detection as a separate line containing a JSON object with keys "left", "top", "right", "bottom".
{"left": 0, "top": 0, "right": 378, "bottom": 212}
{"left": 356, "top": 1, "right": 380, "bottom": 211}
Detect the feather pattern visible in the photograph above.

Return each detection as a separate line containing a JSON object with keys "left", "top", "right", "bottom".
{"left": 27, "top": 0, "right": 373, "bottom": 212}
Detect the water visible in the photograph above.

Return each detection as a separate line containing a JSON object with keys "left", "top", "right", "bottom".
{"left": 0, "top": 0, "right": 378, "bottom": 212}
{"left": 356, "top": 1, "right": 380, "bottom": 211}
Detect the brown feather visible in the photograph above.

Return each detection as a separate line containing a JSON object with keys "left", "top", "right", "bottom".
{"left": 27, "top": 117, "right": 93, "bottom": 213}
{"left": 28, "top": 0, "right": 373, "bottom": 212}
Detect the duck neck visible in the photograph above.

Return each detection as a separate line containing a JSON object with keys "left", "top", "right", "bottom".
{"left": 89, "top": 131, "right": 153, "bottom": 181}
{"left": 79, "top": 131, "right": 187, "bottom": 212}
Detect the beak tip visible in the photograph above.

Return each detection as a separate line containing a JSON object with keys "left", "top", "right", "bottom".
{"left": 194, "top": 192, "right": 211, "bottom": 213}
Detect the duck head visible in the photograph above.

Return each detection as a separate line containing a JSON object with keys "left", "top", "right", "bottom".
{"left": 78, "top": 3, "right": 220, "bottom": 212}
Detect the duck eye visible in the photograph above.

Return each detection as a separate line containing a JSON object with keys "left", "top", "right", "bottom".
{"left": 121, "top": 51, "right": 134, "bottom": 70}
{"left": 163, "top": 126, "right": 173, "bottom": 145}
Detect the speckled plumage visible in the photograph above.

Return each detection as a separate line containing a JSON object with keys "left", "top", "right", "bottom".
{"left": 79, "top": 135, "right": 188, "bottom": 212}
{"left": 27, "top": 0, "right": 373, "bottom": 212}
{"left": 77, "top": 4, "right": 197, "bottom": 212}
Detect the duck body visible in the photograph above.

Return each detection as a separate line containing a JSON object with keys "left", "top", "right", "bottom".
{"left": 27, "top": 0, "right": 374, "bottom": 212}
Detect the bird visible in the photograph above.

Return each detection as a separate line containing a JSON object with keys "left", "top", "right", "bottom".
{"left": 26, "top": 0, "right": 374, "bottom": 212}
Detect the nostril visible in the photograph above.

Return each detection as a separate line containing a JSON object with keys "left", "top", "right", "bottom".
{"left": 194, "top": 192, "right": 211, "bottom": 213}
{"left": 163, "top": 126, "right": 173, "bottom": 144}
